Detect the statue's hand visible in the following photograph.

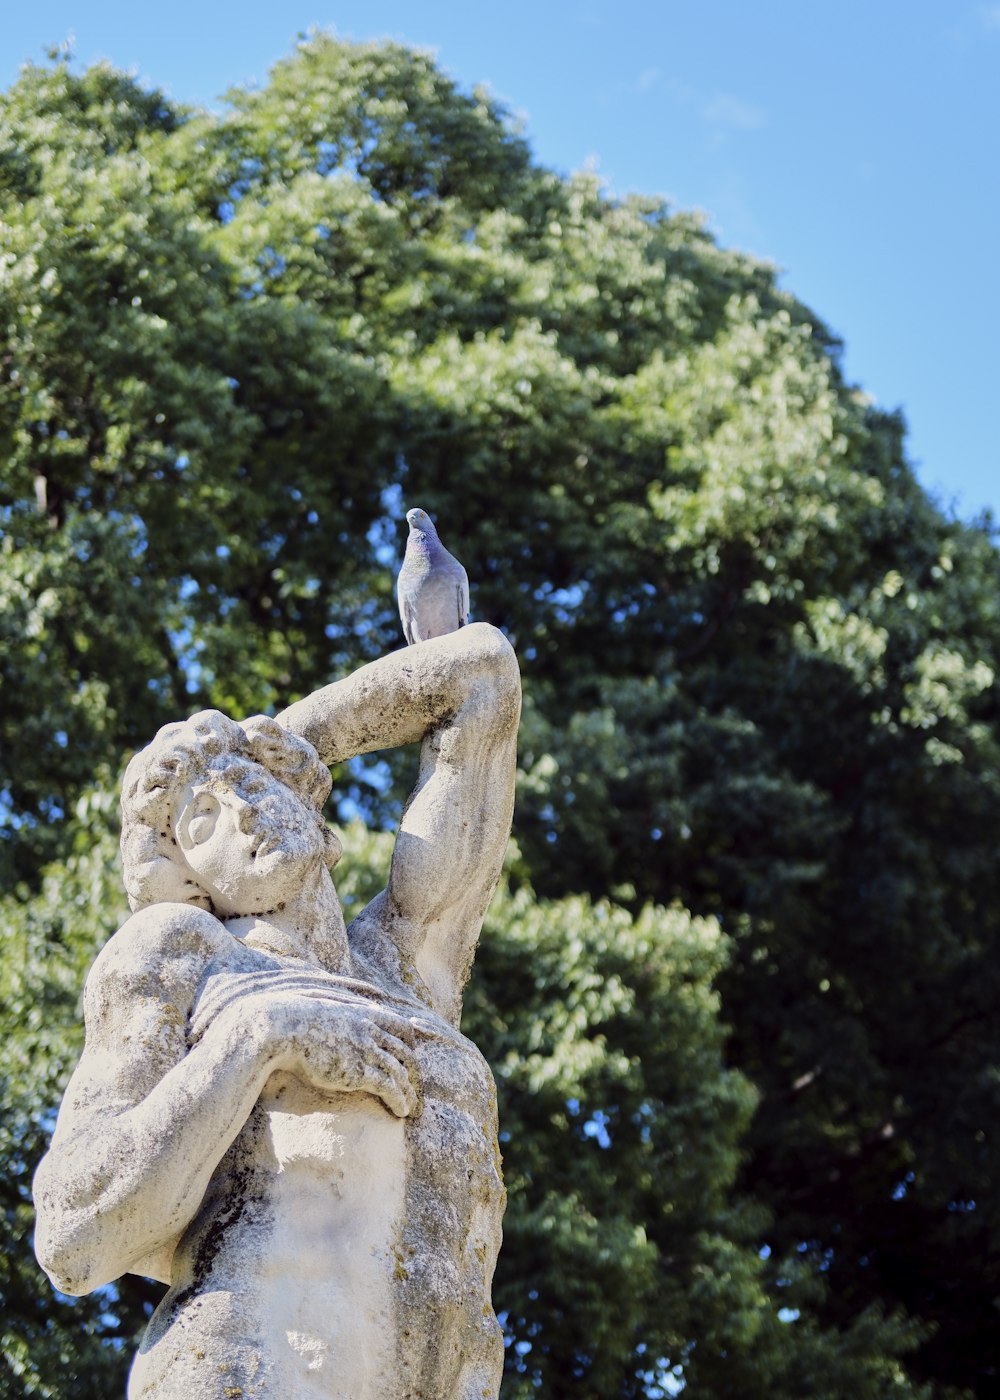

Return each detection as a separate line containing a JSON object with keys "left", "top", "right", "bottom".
{"left": 259, "top": 995, "right": 420, "bottom": 1118}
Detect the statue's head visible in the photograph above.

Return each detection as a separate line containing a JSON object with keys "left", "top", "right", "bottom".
{"left": 120, "top": 711, "right": 341, "bottom": 916}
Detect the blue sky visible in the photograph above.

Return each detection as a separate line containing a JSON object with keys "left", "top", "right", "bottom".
{"left": 4, "top": 1, "right": 997, "bottom": 521}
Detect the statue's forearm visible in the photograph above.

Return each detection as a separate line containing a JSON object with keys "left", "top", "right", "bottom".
{"left": 277, "top": 623, "right": 518, "bottom": 765}
{"left": 33, "top": 1009, "right": 276, "bottom": 1296}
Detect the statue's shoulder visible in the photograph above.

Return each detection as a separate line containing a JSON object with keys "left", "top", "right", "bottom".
{"left": 87, "top": 903, "right": 232, "bottom": 1007}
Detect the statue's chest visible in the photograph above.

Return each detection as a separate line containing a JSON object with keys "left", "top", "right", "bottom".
{"left": 189, "top": 952, "right": 499, "bottom": 1188}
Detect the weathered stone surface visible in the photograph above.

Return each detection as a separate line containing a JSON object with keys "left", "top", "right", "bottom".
{"left": 33, "top": 623, "right": 520, "bottom": 1399}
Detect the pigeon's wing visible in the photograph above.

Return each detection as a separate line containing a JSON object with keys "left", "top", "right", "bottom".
{"left": 400, "top": 592, "right": 417, "bottom": 646}
{"left": 457, "top": 565, "right": 470, "bottom": 627}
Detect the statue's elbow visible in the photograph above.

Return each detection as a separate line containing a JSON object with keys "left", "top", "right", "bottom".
{"left": 33, "top": 1161, "right": 114, "bottom": 1297}
{"left": 34, "top": 1217, "right": 106, "bottom": 1297}
{"left": 465, "top": 623, "right": 521, "bottom": 728}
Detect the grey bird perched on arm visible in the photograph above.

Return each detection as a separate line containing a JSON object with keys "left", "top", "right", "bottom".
{"left": 397, "top": 507, "right": 471, "bottom": 644}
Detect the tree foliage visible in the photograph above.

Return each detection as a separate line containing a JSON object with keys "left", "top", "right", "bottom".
{"left": 2, "top": 36, "right": 998, "bottom": 1398}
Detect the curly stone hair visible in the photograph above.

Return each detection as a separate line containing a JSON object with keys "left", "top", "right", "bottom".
{"left": 120, "top": 710, "right": 340, "bottom": 913}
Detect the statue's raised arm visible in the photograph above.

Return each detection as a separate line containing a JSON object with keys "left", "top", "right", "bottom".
{"left": 278, "top": 621, "right": 521, "bottom": 1025}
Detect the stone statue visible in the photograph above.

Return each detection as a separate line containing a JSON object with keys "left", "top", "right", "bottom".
{"left": 33, "top": 623, "right": 520, "bottom": 1400}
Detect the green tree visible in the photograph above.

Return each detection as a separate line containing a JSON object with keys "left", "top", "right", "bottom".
{"left": 3, "top": 35, "right": 998, "bottom": 1397}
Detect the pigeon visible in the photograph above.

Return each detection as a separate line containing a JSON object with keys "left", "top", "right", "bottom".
{"left": 397, "top": 507, "right": 470, "bottom": 645}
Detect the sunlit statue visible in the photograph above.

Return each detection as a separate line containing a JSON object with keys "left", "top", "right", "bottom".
{"left": 33, "top": 623, "right": 520, "bottom": 1400}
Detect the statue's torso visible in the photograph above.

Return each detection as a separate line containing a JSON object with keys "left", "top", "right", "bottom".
{"left": 128, "top": 937, "right": 505, "bottom": 1400}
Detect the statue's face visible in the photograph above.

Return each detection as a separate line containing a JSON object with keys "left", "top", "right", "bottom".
{"left": 175, "top": 757, "right": 326, "bottom": 918}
